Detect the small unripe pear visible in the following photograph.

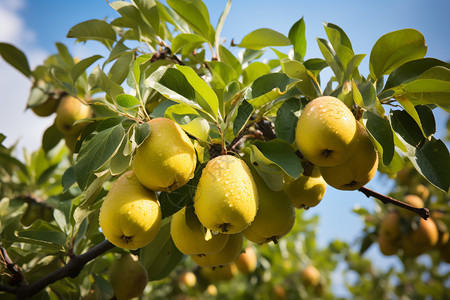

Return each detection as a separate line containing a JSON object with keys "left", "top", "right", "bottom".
{"left": 108, "top": 253, "right": 148, "bottom": 300}
{"left": 133, "top": 117, "right": 196, "bottom": 191}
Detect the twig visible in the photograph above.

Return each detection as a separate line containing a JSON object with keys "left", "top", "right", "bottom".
{"left": 358, "top": 186, "right": 430, "bottom": 220}
{"left": 0, "top": 245, "right": 27, "bottom": 287}
{"left": 1, "top": 240, "right": 115, "bottom": 299}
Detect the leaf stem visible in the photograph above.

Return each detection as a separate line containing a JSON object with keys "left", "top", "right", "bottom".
{"left": 358, "top": 186, "right": 430, "bottom": 220}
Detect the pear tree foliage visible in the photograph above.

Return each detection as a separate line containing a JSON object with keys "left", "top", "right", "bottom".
{"left": 0, "top": 0, "right": 449, "bottom": 299}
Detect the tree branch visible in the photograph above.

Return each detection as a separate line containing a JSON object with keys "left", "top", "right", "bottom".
{"left": 358, "top": 186, "right": 430, "bottom": 220}
{"left": 0, "top": 245, "right": 27, "bottom": 287}
{"left": 2, "top": 240, "right": 115, "bottom": 299}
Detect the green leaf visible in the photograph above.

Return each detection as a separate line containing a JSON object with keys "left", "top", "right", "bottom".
{"left": 67, "top": 19, "right": 116, "bottom": 45}
{"left": 207, "top": 61, "right": 238, "bottom": 91}
{"left": 115, "top": 94, "right": 141, "bottom": 108}
{"left": 245, "top": 145, "right": 284, "bottom": 191}
{"left": 166, "top": 0, "right": 215, "bottom": 43}
{"left": 159, "top": 184, "right": 195, "bottom": 219}
{"left": 218, "top": 45, "right": 242, "bottom": 76}
{"left": 253, "top": 139, "right": 302, "bottom": 179}
{"left": 74, "top": 122, "right": 125, "bottom": 190}
{"left": 88, "top": 66, "right": 124, "bottom": 101}
{"left": 37, "top": 164, "right": 59, "bottom": 186}
{"left": 70, "top": 55, "right": 103, "bottom": 83}
{"left": 175, "top": 65, "right": 219, "bottom": 119}
{"left": 110, "top": 135, "right": 132, "bottom": 176}
{"left": 171, "top": 33, "right": 207, "bottom": 55}
{"left": 369, "top": 29, "right": 427, "bottom": 79}
{"left": 139, "top": 219, "right": 184, "bottom": 281}
{"left": 288, "top": 17, "right": 306, "bottom": 61}
{"left": 281, "top": 58, "right": 320, "bottom": 99}
{"left": 62, "top": 166, "right": 76, "bottom": 192}
{"left": 245, "top": 73, "right": 299, "bottom": 109}
{"left": 233, "top": 100, "right": 253, "bottom": 136}
{"left": 383, "top": 58, "right": 450, "bottom": 91}
{"left": 134, "top": 121, "right": 151, "bottom": 146}
{"left": 323, "top": 22, "right": 354, "bottom": 69}
{"left": 303, "top": 58, "right": 328, "bottom": 79}
{"left": 0, "top": 42, "right": 32, "bottom": 77}
{"left": 108, "top": 51, "right": 135, "bottom": 85}
{"left": 242, "top": 62, "right": 271, "bottom": 86}
{"left": 316, "top": 37, "right": 343, "bottom": 84}
{"left": 180, "top": 117, "right": 210, "bottom": 142}
{"left": 274, "top": 97, "right": 302, "bottom": 144}
{"left": 363, "top": 111, "right": 395, "bottom": 166}
{"left": 395, "top": 96, "right": 426, "bottom": 137}
{"left": 214, "top": 0, "right": 232, "bottom": 57}
{"left": 239, "top": 28, "right": 291, "bottom": 50}
{"left": 55, "top": 42, "right": 74, "bottom": 68}
{"left": 42, "top": 123, "right": 63, "bottom": 154}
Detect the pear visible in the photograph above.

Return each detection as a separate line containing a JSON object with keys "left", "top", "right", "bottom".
{"left": 284, "top": 166, "right": 327, "bottom": 208}
{"left": 190, "top": 233, "right": 243, "bottom": 267}
{"left": 320, "top": 122, "right": 378, "bottom": 190}
{"left": 32, "top": 94, "right": 60, "bottom": 117}
{"left": 176, "top": 271, "right": 197, "bottom": 288}
{"left": 377, "top": 234, "right": 399, "bottom": 256}
{"left": 242, "top": 171, "right": 295, "bottom": 244}
{"left": 194, "top": 155, "right": 258, "bottom": 234}
{"left": 295, "top": 96, "right": 358, "bottom": 167}
{"left": 99, "top": 170, "right": 162, "bottom": 250}
{"left": 133, "top": 117, "right": 196, "bottom": 191}
{"left": 235, "top": 246, "right": 257, "bottom": 274}
{"left": 399, "top": 194, "right": 424, "bottom": 218}
{"left": 108, "top": 253, "right": 148, "bottom": 300}
{"left": 55, "top": 95, "right": 90, "bottom": 136}
{"left": 170, "top": 206, "right": 229, "bottom": 255}
{"left": 379, "top": 211, "right": 401, "bottom": 240}
{"left": 301, "top": 265, "right": 320, "bottom": 287}
{"left": 401, "top": 218, "right": 438, "bottom": 257}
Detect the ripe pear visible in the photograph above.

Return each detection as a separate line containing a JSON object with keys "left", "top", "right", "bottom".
{"left": 295, "top": 96, "right": 358, "bottom": 167}
{"left": 190, "top": 233, "right": 243, "bottom": 267}
{"left": 242, "top": 171, "right": 295, "bottom": 244}
{"left": 411, "top": 183, "right": 430, "bottom": 200}
{"left": 99, "top": 170, "right": 162, "bottom": 250}
{"left": 401, "top": 218, "right": 438, "bottom": 257}
{"left": 108, "top": 253, "right": 148, "bottom": 300}
{"left": 176, "top": 271, "right": 197, "bottom": 288}
{"left": 133, "top": 117, "right": 196, "bottom": 191}
{"left": 377, "top": 234, "right": 399, "bottom": 256}
{"left": 194, "top": 155, "right": 259, "bottom": 234}
{"left": 284, "top": 166, "right": 327, "bottom": 208}
{"left": 170, "top": 206, "right": 229, "bottom": 255}
{"left": 55, "top": 95, "right": 90, "bottom": 136}
{"left": 301, "top": 265, "right": 320, "bottom": 287}
{"left": 379, "top": 211, "right": 402, "bottom": 240}
{"left": 235, "top": 246, "right": 257, "bottom": 274}
{"left": 399, "top": 194, "right": 424, "bottom": 218}
{"left": 320, "top": 122, "right": 378, "bottom": 190}
{"left": 200, "top": 263, "right": 238, "bottom": 282}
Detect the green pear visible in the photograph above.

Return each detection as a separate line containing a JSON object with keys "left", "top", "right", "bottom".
{"left": 108, "top": 253, "right": 148, "bottom": 300}
{"left": 295, "top": 96, "right": 358, "bottom": 167}
{"left": 55, "top": 95, "right": 90, "bottom": 135}
{"left": 284, "top": 166, "right": 327, "bottom": 208}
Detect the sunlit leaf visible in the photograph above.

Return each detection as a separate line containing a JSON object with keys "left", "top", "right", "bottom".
{"left": 239, "top": 28, "right": 291, "bottom": 50}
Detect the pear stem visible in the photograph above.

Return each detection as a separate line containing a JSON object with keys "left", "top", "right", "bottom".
{"left": 358, "top": 186, "right": 430, "bottom": 220}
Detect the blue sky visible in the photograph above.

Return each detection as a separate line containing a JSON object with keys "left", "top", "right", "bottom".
{"left": 0, "top": 0, "right": 449, "bottom": 295}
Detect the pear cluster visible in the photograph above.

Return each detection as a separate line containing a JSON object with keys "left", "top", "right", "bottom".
{"left": 377, "top": 195, "right": 439, "bottom": 257}
{"left": 295, "top": 96, "right": 378, "bottom": 190}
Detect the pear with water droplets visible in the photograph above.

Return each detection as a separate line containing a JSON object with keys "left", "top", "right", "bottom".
{"left": 193, "top": 155, "right": 259, "bottom": 234}
{"left": 99, "top": 170, "right": 162, "bottom": 250}
{"left": 190, "top": 233, "right": 243, "bottom": 267}
{"left": 295, "top": 96, "right": 358, "bottom": 166}
{"left": 133, "top": 117, "right": 196, "bottom": 191}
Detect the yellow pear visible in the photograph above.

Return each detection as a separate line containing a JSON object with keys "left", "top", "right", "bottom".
{"left": 235, "top": 246, "right": 257, "bottom": 274}
{"left": 190, "top": 233, "right": 243, "bottom": 267}
{"left": 284, "top": 166, "right": 327, "bottom": 208}
{"left": 401, "top": 218, "right": 439, "bottom": 257}
{"left": 295, "top": 96, "right": 358, "bottom": 167}
{"left": 170, "top": 206, "right": 229, "bottom": 255}
{"left": 242, "top": 171, "right": 295, "bottom": 244}
{"left": 108, "top": 253, "right": 148, "bottom": 300}
{"left": 320, "top": 122, "right": 378, "bottom": 190}
{"left": 194, "top": 155, "right": 259, "bottom": 234}
{"left": 133, "top": 117, "right": 196, "bottom": 191}
{"left": 99, "top": 170, "right": 162, "bottom": 250}
{"left": 200, "top": 263, "right": 238, "bottom": 282}
{"left": 301, "top": 265, "right": 320, "bottom": 287}
{"left": 176, "top": 271, "right": 197, "bottom": 288}
{"left": 55, "top": 95, "right": 90, "bottom": 135}
{"left": 399, "top": 194, "right": 424, "bottom": 218}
